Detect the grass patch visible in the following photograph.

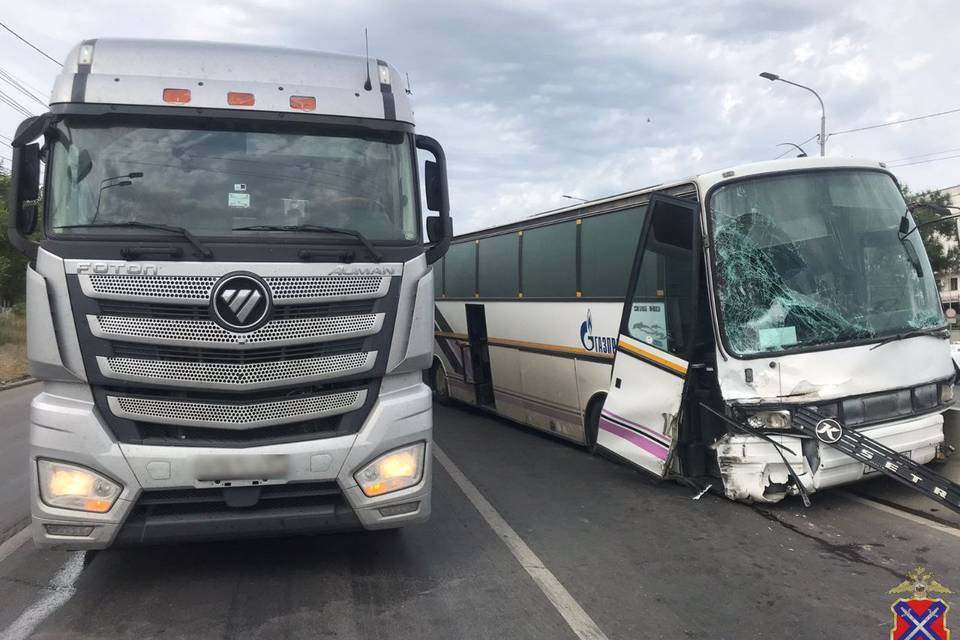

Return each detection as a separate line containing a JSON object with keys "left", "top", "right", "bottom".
{"left": 0, "top": 308, "right": 28, "bottom": 384}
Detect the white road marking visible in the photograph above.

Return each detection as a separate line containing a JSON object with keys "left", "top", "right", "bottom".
{"left": 0, "top": 527, "right": 31, "bottom": 565}
{"left": 0, "top": 552, "right": 86, "bottom": 640}
{"left": 433, "top": 444, "right": 609, "bottom": 640}
{"left": 841, "top": 493, "right": 960, "bottom": 539}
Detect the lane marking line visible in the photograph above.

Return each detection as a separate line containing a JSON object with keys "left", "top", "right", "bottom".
{"left": 0, "top": 552, "right": 86, "bottom": 640}
{"left": 433, "top": 444, "right": 609, "bottom": 640}
{"left": 841, "top": 493, "right": 960, "bottom": 539}
{"left": 0, "top": 527, "right": 31, "bottom": 565}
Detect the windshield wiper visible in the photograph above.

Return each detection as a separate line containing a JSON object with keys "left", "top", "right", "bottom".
{"left": 869, "top": 325, "right": 950, "bottom": 350}
{"left": 233, "top": 224, "right": 383, "bottom": 262}
{"left": 55, "top": 222, "right": 214, "bottom": 260}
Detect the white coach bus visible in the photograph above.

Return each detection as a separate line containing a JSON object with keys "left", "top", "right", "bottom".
{"left": 431, "top": 157, "right": 960, "bottom": 510}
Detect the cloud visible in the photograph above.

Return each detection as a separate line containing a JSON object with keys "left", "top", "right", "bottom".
{"left": 2, "top": 0, "right": 960, "bottom": 233}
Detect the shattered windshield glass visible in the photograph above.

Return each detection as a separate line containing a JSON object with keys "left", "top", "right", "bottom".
{"left": 710, "top": 170, "right": 943, "bottom": 356}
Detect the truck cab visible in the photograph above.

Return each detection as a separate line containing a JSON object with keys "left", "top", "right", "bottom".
{"left": 7, "top": 38, "right": 451, "bottom": 548}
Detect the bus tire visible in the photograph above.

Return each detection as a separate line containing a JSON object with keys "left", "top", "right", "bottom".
{"left": 432, "top": 361, "right": 453, "bottom": 406}
{"left": 584, "top": 394, "right": 605, "bottom": 453}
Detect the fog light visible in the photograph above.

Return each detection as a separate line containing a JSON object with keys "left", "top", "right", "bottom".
{"left": 378, "top": 502, "right": 419, "bottom": 517}
{"left": 355, "top": 443, "right": 425, "bottom": 497}
{"left": 38, "top": 460, "right": 121, "bottom": 513}
{"left": 44, "top": 524, "right": 94, "bottom": 537}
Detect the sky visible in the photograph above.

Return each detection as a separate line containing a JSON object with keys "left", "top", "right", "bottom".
{"left": 2, "top": 0, "right": 960, "bottom": 233}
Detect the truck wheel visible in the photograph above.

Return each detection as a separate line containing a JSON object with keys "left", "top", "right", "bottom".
{"left": 433, "top": 363, "right": 453, "bottom": 406}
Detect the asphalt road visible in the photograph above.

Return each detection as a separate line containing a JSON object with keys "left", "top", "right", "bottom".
{"left": 0, "top": 389, "right": 957, "bottom": 639}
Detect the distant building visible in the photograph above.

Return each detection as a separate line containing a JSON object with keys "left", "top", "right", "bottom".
{"left": 936, "top": 185, "right": 960, "bottom": 317}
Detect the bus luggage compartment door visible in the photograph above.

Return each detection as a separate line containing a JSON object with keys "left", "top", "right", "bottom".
{"left": 465, "top": 303, "right": 495, "bottom": 406}
{"left": 597, "top": 194, "right": 701, "bottom": 478}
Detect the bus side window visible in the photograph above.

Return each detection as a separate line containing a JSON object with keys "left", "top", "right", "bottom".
{"left": 626, "top": 203, "right": 694, "bottom": 357}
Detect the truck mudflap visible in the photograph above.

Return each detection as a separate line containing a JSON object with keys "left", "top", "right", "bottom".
{"left": 791, "top": 407, "right": 960, "bottom": 515}
{"left": 701, "top": 403, "right": 960, "bottom": 514}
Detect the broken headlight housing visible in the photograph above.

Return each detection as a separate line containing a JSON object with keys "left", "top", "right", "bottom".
{"left": 745, "top": 409, "right": 792, "bottom": 430}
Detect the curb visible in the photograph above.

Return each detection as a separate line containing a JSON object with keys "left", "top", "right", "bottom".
{"left": 0, "top": 377, "right": 37, "bottom": 392}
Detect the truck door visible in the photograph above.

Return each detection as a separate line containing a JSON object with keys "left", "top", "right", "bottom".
{"left": 596, "top": 194, "right": 701, "bottom": 477}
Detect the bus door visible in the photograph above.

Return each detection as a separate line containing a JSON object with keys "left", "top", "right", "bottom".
{"left": 465, "top": 303, "right": 495, "bottom": 406}
{"left": 597, "top": 194, "right": 701, "bottom": 477}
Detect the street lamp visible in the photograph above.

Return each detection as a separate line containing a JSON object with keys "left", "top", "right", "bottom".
{"left": 562, "top": 194, "right": 588, "bottom": 203}
{"left": 760, "top": 71, "right": 827, "bottom": 157}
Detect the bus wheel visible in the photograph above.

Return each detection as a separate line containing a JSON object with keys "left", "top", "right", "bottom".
{"left": 433, "top": 363, "right": 452, "bottom": 406}
{"left": 584, "top": 396, "right": 604, "bottom": 453}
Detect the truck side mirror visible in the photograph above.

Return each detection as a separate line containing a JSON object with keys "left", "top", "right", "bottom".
{"left": 8, "top": 136, "right": 42, "bottom": 258}
{"left": 415, "top": 135, "right": 452, "bottom": 264}
{"left": 424, "top": 159, "right": 442, "bottom": 212}
{"left": 426, "top": 215, "right": 453, "bottom": 243}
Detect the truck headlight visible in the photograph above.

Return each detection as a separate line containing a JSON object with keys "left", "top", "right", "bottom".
{"left": 38, "top": 460, "right": 121, "bottom": 513}
{"left": 745, "top": 410, "right": 791, "bottom": 430}
{"left": 354, "top": 443, "right": 425, "bottom": 497}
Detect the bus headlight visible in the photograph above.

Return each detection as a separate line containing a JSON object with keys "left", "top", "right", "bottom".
{"left": 940, "top": 382, "right": 955, "bottom": 405}
{"left": 745, "top": 410, "right": 791, "bottom": 430}
{"left": 355, "top": 443, "right": 425, "bottom": 497}
{"left": 38, "top": 460, "right": 121, "bottom": 513}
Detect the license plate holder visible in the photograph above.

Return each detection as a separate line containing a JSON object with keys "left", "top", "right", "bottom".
{"left": 196, "top": 455, "right": 289, "bottom": 481}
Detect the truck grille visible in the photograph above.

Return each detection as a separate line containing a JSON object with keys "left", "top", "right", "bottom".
{"left": 89, "top": 313, "right": 383, "bottom": 347}
{"left": 107, "top": 389, "right": 366, "bottom": 428}
{"left": 69, "top": 268, "right": 399, "bottom": 445}
{"left": 99, "top": 351, "right": 376, "bottom": 389}
{"left": 83, "top": 274, "right": 389, "bottom": 303}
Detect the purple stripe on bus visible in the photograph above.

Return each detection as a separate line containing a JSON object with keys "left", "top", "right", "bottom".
{"left": 603, "top": 409, "right": 672, "bottom": 443}
{"left": 599, "top": 417, "right": 669, "bottom": 460}
{"left": 495, "top": 390, "right": 582, "bottom": 423}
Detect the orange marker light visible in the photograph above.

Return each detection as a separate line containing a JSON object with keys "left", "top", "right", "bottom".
{"left": 289, "top": 96, "right": 316, "bottom": 111}
{"left": 84, "top": 499, "right": 112, "bottom": 513}
{"left": 162, "top": 88, "right": 191, "bottom": 104}
{"left": 228, "top": 91, "right": 256, "bottom": 106}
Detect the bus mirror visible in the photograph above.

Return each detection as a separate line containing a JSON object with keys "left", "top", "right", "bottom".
{"left": 424, "top": 159, "right": 441, "bottom": 212}
{"left": 898, "top": 216, "right": 910, "bottom": 236}
{"left": 426, "top": 215, "right": 452, "bottom": 243}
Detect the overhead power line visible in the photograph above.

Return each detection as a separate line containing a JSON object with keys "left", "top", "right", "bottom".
{"left": 0, "top": 66, "right": 46, "bottom": 107}
{"left": 0, "top": 20, "right": 61, "bottom": 66}
{"left": 887, "top": 153, "right": 960, "bottom": 169}
{"left": 0, "top": 88, "right": 33, "bottom": 117}
{"left": 830, "top": 107, "right": 960, "bottom": 137}
{"left": 884, "top": 146, "right": 960, "bottom": 164}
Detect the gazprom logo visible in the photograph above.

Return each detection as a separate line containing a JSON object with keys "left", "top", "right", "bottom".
{"left": 579, "top": 309, "right": 617, "bottom": 354}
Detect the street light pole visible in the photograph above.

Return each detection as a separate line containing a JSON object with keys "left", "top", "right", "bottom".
{"left": 562, "top": 194, "right": 588, "bottom": 203}
{"left": 759, "top": 72, "right": 826, "bottom": 156}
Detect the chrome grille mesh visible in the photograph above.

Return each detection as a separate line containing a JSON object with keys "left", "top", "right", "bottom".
{"left": 98, "top": 352, "right": 376, "bottom": 389}
{"left": 83, "top": 274, "right": 389, "bottom": 303}
{"left": 89, "top": 314, "right": 382, "bottom": 347}
{"left": 107, "top": 390, "right": 366, "bottom": 428}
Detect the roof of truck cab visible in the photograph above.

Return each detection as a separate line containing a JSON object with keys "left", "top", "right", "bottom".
{"left": 50, "top": 38, "right": 414, "bottom": 123}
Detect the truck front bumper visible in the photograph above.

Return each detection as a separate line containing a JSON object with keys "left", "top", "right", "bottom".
{"left": 29, "top": 376, "right": 432, "bottom": 549}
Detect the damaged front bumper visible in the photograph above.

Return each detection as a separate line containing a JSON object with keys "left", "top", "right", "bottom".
{"left": 715, "top": 411, "right": 944, "bottom": 503}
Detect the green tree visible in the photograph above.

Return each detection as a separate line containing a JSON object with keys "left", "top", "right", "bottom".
{"left": 901, "top": 185, "right": 960, "bottom": 276}
{"left": 0, "top": 168, "right": 30, "bottom": 304}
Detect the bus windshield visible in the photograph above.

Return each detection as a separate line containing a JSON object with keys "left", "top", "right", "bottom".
{"left": 709, "top": 169, "right": 943, "bottom": 356}
{"left": 47, "top": 115, "right": 419, "bottom": 241}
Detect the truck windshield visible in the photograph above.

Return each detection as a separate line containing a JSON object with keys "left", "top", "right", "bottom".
{"left": 709, "top": 169, "right": 943, "bottom": 356}
{"left": 47, "top": 116, "right": 418, "bottom": 241}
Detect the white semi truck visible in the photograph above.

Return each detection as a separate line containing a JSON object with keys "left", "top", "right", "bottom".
{"left": 7, "top": 38, "right": 452, "bottom": 548}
